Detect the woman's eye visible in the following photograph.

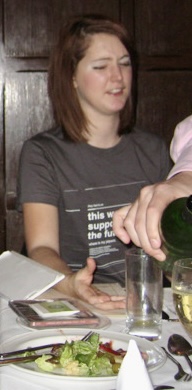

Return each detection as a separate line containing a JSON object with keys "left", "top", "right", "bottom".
{"left": 93, "top": 65, "right": 107, "bottom": 70}
{"left": 120, "top": 62, "right": 131, "bottom": 67}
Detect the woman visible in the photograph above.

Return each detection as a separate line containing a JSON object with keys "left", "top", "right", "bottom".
{"left": 17, "top": 15, "right": 171, "bottom": 309}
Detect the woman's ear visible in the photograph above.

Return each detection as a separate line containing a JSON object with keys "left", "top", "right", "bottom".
{"left": 73, "top": 77, "right": 78, "bottom": 88}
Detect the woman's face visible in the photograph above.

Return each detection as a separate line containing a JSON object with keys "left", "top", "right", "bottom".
{"left": 73, "top": 33, "right": 132, "bottom": 120}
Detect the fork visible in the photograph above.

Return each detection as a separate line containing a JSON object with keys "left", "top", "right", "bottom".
{"left": 0, "top": 343, "right": 64, "bottom": 360}
{"left": 162, "top": 347, "right": 192, "bottom": 381}
{"left": 0, "top": 330, "right": 95, "bottom": 363}
{"left": 81, "top": 330, "right": 94, "bottom": 341}
{"left": 0, "top": 354, "right": 46, "bottom": 365}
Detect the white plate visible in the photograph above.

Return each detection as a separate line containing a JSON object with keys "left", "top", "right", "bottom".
{"left": 1, "top": 329, "right": 166, "bottom": 390}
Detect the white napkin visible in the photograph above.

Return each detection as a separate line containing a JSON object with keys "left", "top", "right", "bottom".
{"left": 116, "top": 339, "right": 153, "bottom": 390}
{"left": 0, "top": 251, "right": 64, "bottom": 300}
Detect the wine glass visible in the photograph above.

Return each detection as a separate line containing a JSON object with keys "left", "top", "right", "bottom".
{"left": 172, "top": 258, "right": 192, "bottom": 338}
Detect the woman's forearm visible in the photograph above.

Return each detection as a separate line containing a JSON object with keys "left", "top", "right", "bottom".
{"left": 28, "top": 245, "right": 77, "bottom": 295}
{"left": 28, "top": 246, "right": 73, "bottom": 275}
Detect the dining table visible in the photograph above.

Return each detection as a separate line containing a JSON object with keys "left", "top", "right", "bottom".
{"left": 0, "top": 286, "right": 191, "bottom": 390}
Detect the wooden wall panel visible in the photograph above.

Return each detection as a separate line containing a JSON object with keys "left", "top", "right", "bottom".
{"left": 134, "top": 0, "right": 192, "bottom": 145}
{"left": 5, "top": 73, "right": 53, "bottom": 204}
{"left": 5, "top": 72, "right": 54, "bottom": 250}
{"left": 135, "top": 0, "right": 192, "bottom": 56}
{"left": 4, "top": 0, "right": 124, "bottom": 57}
{"left": 118, "top": 0, "right": 134, "bottom": 36}
{"left": 136, "top": 71, "right": 192, "bottom": 145}
{"left": 6, "top": 211, "right": 24, "bottom": 252}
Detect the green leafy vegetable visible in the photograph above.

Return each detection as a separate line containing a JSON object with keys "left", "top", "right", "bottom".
{"left": 35, "top": 354, "right": 57, "bottom": 372}
{"left": 35, "top": 333, "right": 124, "bottom": 377}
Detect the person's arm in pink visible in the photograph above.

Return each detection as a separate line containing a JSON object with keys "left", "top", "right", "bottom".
{"left": 168, "top": 114, "right": 192, "bottom": 177}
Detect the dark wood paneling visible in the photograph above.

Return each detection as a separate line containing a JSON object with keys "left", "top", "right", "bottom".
{"left": 134, "top": 0, "right": 192, "bottom": 144}
{"left": 4, "top": 0, "right": 123, "bottom": 57}
{"left": 136, "top": 71, "right": 192, "bottom": 145}
{"left": 135, "top": 0, "right": 192, "bottom": 56}
{"left": 5, "top": 72, "right": 54, "bottom": 250}
{"left": 5, "top": 72, "right": 53, "bottom": 202}
{"left": 6, "top": 211, "right": 24, "bottom": 252}
{"left": 138, "top": 55, "right": 192, "bottom": 71}
{"left": 119, "top": 0, "right": 134, "bottom": 36}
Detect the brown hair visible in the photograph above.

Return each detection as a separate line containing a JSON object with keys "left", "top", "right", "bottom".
{"left": 48, "top": 14, "right": 136, "bottom": 142}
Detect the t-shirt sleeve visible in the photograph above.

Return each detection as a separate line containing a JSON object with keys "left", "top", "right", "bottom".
{"left": 17, "top": 139, "right": 60, "bottom": 211}
{"left": 167, "top": 115, "right": 192, "bottom": 178}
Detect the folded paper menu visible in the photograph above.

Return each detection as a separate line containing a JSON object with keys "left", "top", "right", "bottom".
{"left": 116, "top": 339, "right": 153, "bottom": 390}
{"left": 0, "top": 251, "right": 64, "bottom": 300}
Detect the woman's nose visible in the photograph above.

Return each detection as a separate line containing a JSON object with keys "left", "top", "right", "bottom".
{"left": 111, "top": 65, "right": 123, "bottom": 81}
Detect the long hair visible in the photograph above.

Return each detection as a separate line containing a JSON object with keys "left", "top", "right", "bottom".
{"left": 48, "top": 14, "right": 136, "bottom": 142}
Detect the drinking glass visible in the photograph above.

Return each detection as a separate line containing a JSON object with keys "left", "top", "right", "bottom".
{"left": 172, "top": 258, "right": 192, "bottom": 338}
{"left": 125, "top": 246, "right": 163, "bottom": 339}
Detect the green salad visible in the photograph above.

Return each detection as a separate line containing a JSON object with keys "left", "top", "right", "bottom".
{"left": 34, "top": 333, "right": 124, "bottom": 376}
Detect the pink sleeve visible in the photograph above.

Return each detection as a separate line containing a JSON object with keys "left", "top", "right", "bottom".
{"left": 167, "top": 115, "right": 192, "bottom": 178}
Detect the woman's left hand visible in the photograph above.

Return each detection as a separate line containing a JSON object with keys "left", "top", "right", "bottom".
{"left": 64, "top": 257, "right": 125, "bottom": 310}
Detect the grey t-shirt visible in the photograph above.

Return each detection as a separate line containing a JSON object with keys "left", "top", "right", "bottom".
{"left": 17, "top": 126, "right": 172, "bottom": 285}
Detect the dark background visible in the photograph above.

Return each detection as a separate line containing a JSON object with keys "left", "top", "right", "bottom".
{"left": 0, "top": 0, "right": 192, "bottom": 254}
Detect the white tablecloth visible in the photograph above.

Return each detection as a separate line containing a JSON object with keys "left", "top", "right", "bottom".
{"left": 0, "top": 288, "right": 192, "bottom": 389}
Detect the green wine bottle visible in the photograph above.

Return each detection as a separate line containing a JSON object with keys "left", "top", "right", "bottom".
{"left": 160, "top": 195, "right": 192, "bottom": 275}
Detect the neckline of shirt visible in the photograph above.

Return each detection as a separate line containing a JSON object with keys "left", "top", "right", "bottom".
{"left": 80, "top": 133, "right": 131, "bottom": 155}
